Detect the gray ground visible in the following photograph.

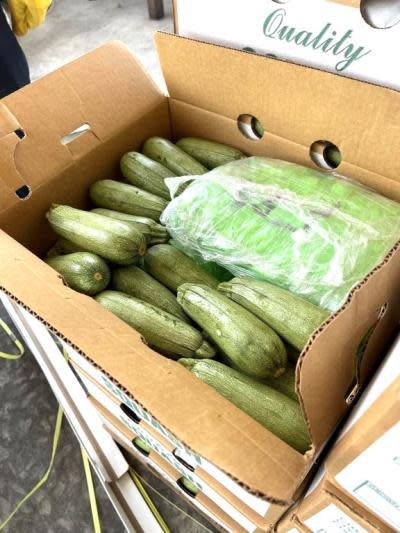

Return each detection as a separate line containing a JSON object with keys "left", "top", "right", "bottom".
{"left": 22, "top": 0, "right": 172, "bottom": 89}
{"left": 0, "top": 302, "right": 216, "bottom": 532}
{"left": 0, "top": 1, "right": 217, "bottom": 531}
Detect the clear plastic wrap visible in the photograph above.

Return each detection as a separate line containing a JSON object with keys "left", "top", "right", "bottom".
{"left": 162, "top": 157, "right": 400, "bottom": 312}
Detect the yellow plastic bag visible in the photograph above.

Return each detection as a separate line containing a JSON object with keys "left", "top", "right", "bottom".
{"left": 7, "top": 0, "right": 52, "bottom": 36}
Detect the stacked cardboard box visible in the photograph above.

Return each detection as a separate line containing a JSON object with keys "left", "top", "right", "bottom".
{"left": 0, "top": 23, "right": 399, "bottom": 532}
{"left": 278, "top": 335, "right": 400, "bottom": 532}
{"left": 174, "top": 0, "right": 400, "bottom": 90}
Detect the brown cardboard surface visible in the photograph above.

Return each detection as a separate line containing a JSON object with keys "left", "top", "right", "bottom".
{"left": 159, "top": 32, "right": 400, "bottom": 448}
{"left": 277, "top": 513, "right": 309, "bottom": 533}
{"left": 78, "top": 360, "right": 290, "bottom": 530}
{"left": 0, "top": 103, "right": 27, "bottom": 203}
{"left": 297, "top": 245, "right": 399, "bottom": 447}
{"left": 0, "top": 42, "right": 170, "bottom": 255}
{"left": 327, "top": 377, "right": 400, "bottom": 476}
{"left": 323, "top": 482, "right": 396, "bottom": 533}
{"left": 156, "top": 33, "right": 400, "bottom": 202}
{"left": 331, "top": 0, "right": 362, "bottom": 6}
{"left": 295, "top": 485, "right": 377, "bottom": 531}
{"left": 279, "top": 376, "right": 400, "bottom": 533}
{"left": 170, "top": 99, "right": 400, "bottom": 205}
{"left": 324, "top": 378, "right": 400, "bottom": 532}
{"left": 97, "top": 405, "right": 240, "bottom": 533}
{"left": 285, "top": 481, "right": 394, "bottom": 532}
{"left": 91, "top": 397, "right": 135, "bottom": 443}
{"left": 0, "top": 40, "right": 399, "bottom": 509}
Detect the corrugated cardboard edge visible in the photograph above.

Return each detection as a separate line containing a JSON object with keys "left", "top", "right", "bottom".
{"left": 95, "top": 402, "right": 232, "bottom": 533}
{"left": 324, "top": 377, "right": 400, "bottom": 532}
{"left": 0, "top": 280, "right": 301, "bottom": 505}
{"left": 73, "top": 360, "right": 282, "bottom": 530}
{"left": 0, "top": 42, "right": 308, "bottom": 504}
{"left": 295, "top": 241, "right": 400, "bottom": 415}
{"left": 295, "top": 483, "right": 381, "bottom": 532}
{"left": 156, "top": 32, "right": 400, "bottom": 205}
{"left": 280, "top": 375, "right": 400, "bottom": 532}
{"left": 164, "top": 83, "right": 400, "bottom": 447}
{"left": 159, "top": 29, "right": 400, "bottom": 96}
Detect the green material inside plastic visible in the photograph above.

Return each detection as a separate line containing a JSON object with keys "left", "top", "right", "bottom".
{"left": 162, "top": 157, "right": 400, "bottom": 311}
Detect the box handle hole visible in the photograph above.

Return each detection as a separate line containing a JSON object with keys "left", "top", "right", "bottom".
{"left": 15, "top": 185, "right": 31, "bottom": 200}
{"left": 242, "top": 46, "right": 256, "bottom": 53}
{"left": 310, "top": 140, "right": 341, "bottom": 170}
{"left": 237, "top": 114, "right": 264, "bottom": 141}
{"left": 15, "top": 128, "right": 26, "bottom": 140}
{"left": 132, "top": 437, "right": 151, "bottom": 457}
{"left": 61, "top": 123, "right": 91, "bottom": 146}
{"left": 172, "top": 449, "right": 195, "bottom": 472}
{"left": 360, "top": 0, "right": 400, "bottom": 29}
{"left": 177, "top": 477, "right": 199, "bottom": 498}
{"left": 345, "top": 303, "right": 388, "bottom": 404}
{"left": 120, "top": 403, "right": 141, "bottom": 424}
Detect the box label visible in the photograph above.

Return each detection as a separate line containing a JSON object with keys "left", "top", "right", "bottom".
{"left": 336, "top": 422, "right": 400, "bottom": 530}
{"left": 176, "top": 0, "right": 400, "bottom": 90}
{"left": 304, "top": 503, "right": 367, "bottom": 532}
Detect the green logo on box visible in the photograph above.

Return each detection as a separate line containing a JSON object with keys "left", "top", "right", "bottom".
{"left": 263, "top": 8, "right": 371, "bottom": 72}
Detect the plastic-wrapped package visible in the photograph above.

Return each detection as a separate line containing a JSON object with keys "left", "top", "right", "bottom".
{"left": 162, "top": 157, "right": 400, "bottom": 312}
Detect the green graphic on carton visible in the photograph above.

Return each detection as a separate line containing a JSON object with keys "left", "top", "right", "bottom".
{"left": 263, "top": 8, "right": 371, "bottom": 72}
{"left": 101, "top": 375, "right": 202, "bottom": 465}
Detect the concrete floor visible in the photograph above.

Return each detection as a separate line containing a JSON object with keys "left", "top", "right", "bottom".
{"left": 21, "top": 0, "right": 173, "bottom": 89}
{"left": 0, "top": 2, "right": 218, "bottom": 532}
{"left": 0, "top": 302, "right": 216, "bottom": 533}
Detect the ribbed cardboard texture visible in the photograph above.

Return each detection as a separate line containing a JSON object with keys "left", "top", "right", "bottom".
{"left": 0, "top": 37, "right": 399, "bottom": 520}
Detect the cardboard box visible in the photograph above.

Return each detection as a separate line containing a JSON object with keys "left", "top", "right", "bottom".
{"left": 289, "top": 484, "right": 378, "bottom": 533}
{"left": 174, "top": 0, "right": 400, "bottom": 91}
{"left": 277, "top": 335, "right": 400, "bottom": 532}
{"left": 327, "top": 383, "right": 400, "bottom": 531}
{"left": 68, "top": 341, "right": 284, "bottom": 531}
{"left": 94, "top": 399, "right": 258, "bottom": 533}
{"left": 0, "top": 34, "right": 399, "bottom": 530}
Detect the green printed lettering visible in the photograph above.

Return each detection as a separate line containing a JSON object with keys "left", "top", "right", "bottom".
{"left": 262, "top": 9, "right": 372, "bottom": 72}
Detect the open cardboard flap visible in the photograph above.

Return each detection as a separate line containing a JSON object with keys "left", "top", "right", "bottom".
{"left": 0, "top": 42, "right": 170, "bottom": 254}
{"left": 0, "top": 39, "right": 399, "bottom": 503}
{"left": 155, "top": 32, "right": 400, "bottom": 202}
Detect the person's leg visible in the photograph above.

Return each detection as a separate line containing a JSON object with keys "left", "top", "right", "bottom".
{"left": 0, "top": 7, "right": 30, "bottom": 98}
